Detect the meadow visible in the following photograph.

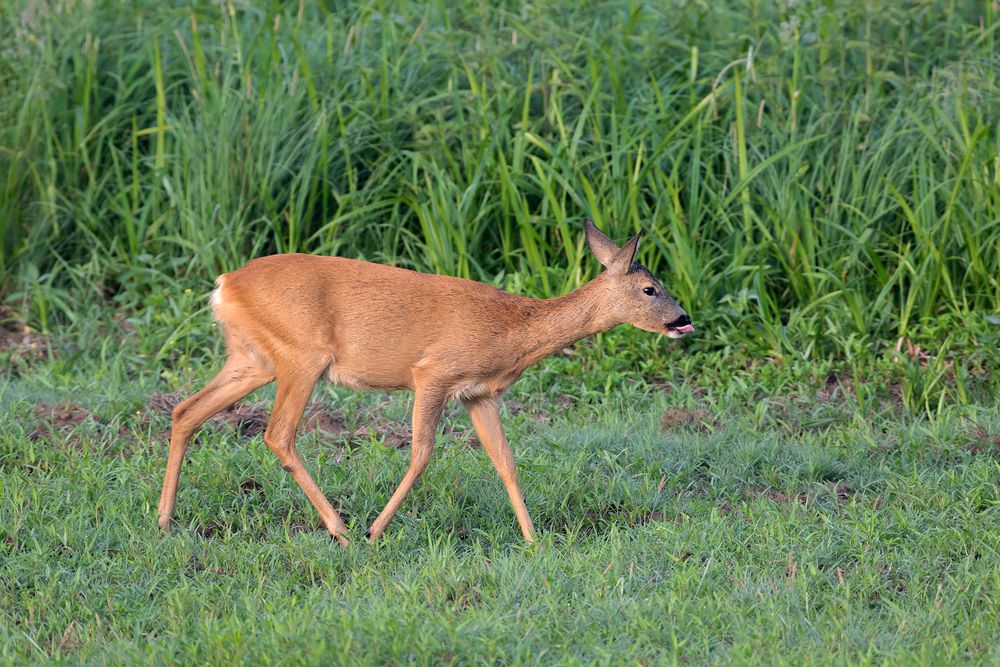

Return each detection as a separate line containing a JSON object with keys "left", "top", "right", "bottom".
{"left": 1, "top": 0, "right": 999, "bottom": 663}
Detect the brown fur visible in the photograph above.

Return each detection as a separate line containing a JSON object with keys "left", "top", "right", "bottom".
{"left": 156, "top": 220, "right": 692, "bottom": 544}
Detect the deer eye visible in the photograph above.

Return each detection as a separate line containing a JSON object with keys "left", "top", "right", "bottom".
{"left": 642, "top": 287, "right": 656, "bottom": 296}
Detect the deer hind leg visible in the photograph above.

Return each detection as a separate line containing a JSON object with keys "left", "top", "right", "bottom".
{"left": 263, "top": 365, "right": 350, "bottom": 545}
{"left": 466, "top": 397, "right": 536, "bottom": 543}
{"left": 157, "top": 353, "right": 274, "bottom": 530}
{"left": 366, "top": 386, "right": 446, "bottom": 541}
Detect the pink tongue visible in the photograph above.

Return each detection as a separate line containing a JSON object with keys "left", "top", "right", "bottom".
{"left": 676, "top": 324, "right": 695, "bottom": 334}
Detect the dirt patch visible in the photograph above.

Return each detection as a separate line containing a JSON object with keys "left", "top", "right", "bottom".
{"left": 147, "top": 392, "right": 184, "bottom": 418}
{"left": 147, "top": 394, "right": 348, "bottom": 439}
{"left": 1, "top": 330, "right": 50, "bottom": 362}
{"left": 660, "top": 407, "right": 715, "bottom": 433}
{"left": 829, "top": 481, "right": 853, "bottom": 502}
{"left": 30, "top": 403, "right": 98, "bottom": 451}
{"left": 213, "top": 403, "right": 271, "bottom": 437}
{"left": 302, "top": 406, "right": 349, "bottom": 436}
{"left": 323, "top": 410, "right": 478, "bottom": 448}
{"left": 963, "top": 426, "right": 1000, "bottom": 457}
{"left": 349, "top": 412, "right": 412, "bottom": 447}
{"left": 28, "top": 402, "right": 137, "bottom": 455}
{"left": 0, "top": 307, "right": 51, "bottom": 365}
{"left": 818, "top": 371, "right": 858, "bottom": 403}
{"left": 446, "top": 424, "right": 481, "bottom": 448}
{"left": 239, "top": 477, "right": 264, "bottom": 494}
{"left": 145, "top": 392, "right": 420, "bottom": 447}
{"left": 31, "top": 403, "right": 94, "bottom": 433}
{"left": 146, "top": 393, "right": 271, "bottom": 437}
{"left": 194, "top": 522, "right": 223, "bottom": 540}
{"left": 748, "top": 480, "right": 853, "bottom": 506}
{"left": 33, "top": 391, "right": 477, "bottom": 454}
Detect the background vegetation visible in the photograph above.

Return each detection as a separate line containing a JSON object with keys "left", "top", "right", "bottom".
{"left": 1, "top": 0, "right": 998, "bottom": 663}
{"left": 2, "top": 0, "right": 998, "bottom": 369}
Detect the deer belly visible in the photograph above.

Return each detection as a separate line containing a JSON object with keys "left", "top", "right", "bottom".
{"left": 324, "top": 362, "right": 410, "bottom": 392}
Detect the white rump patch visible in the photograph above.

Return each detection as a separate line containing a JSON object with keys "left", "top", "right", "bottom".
{"left": 210, "top": 275, "right": 226, "bottom": 319}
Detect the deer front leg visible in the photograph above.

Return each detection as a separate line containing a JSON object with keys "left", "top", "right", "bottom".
{"left": 466, "top": 397, "right": 536, "bottom": 543}
{"left": 366, "top": 386, "right": 446, "bottom": 541}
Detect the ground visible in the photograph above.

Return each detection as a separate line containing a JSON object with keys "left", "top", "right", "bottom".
{"left": 2, "top": 333, "right": 998, "bottom": 665}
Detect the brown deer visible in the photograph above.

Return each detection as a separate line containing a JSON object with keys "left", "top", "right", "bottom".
{"left": 156, "top": 219, "right": 694, "bottom": 544}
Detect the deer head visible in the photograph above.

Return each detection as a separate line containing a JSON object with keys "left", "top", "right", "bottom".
{"left": 584, "top": 219, "right": 694, "bottom": 338}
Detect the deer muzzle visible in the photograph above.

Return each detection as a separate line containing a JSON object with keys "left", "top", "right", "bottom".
{"left": 666, "top": 314, "right": 695, "bottom": 337}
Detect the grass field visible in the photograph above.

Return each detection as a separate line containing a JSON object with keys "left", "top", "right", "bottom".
{"left": 2, "top": 0, "right": 999, "bottom": 664}
{"left": 2, "top": 351, "right": 1000, "bottom": 664}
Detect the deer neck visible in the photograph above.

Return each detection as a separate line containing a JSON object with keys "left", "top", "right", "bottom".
{"left": 510, "top": 276, "right": 618, "bottom": 371}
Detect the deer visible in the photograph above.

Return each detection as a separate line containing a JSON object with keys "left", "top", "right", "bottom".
{"left": 156, "top": 219, "right": 694, "bottom": 545}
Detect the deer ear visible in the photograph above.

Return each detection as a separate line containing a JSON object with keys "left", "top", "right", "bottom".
{"left": 609, "top": 232, "right": 641, "bottom": 275}
{"left": 584, "top": 219, "right": 620, "bottom": 268}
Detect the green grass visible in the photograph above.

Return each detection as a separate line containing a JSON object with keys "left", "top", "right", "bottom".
{"left": 2, "top": 0, "right": 1000, "bottom": 663}
{"left": 2, "top": 352, "right": 999, "bottom": 664}
{"left": 1, "top": 0, "right": 997, "bottom": 363}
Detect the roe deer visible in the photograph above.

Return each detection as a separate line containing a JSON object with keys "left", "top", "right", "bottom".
{"left": 156, "top": 219, "right": 694, "bottom": 544}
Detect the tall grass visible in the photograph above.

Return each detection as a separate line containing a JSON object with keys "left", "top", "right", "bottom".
{"left": 1, "top": 0, "right": 997, "bottom": 363}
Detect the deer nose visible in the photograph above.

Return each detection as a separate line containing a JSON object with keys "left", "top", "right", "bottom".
{"left": 666, "top": 314, "right": 695, "bottom": 334}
